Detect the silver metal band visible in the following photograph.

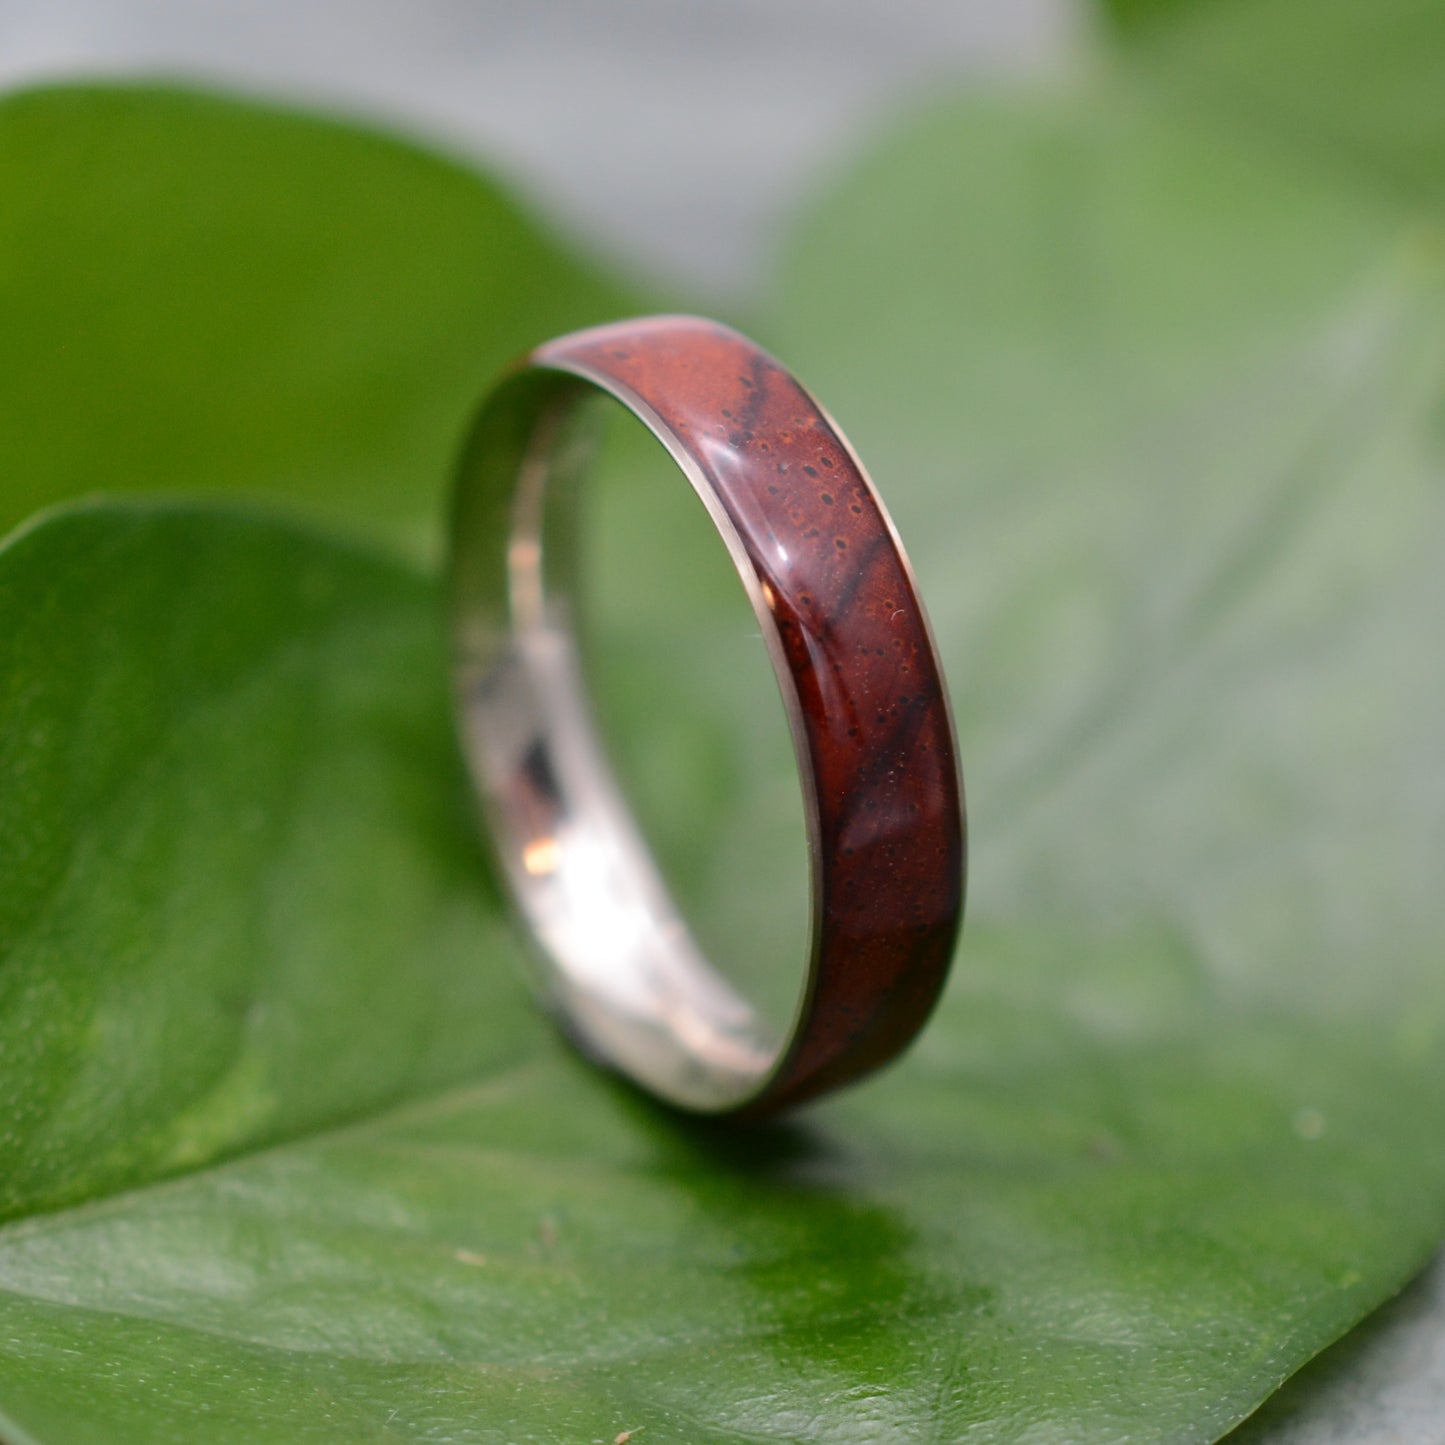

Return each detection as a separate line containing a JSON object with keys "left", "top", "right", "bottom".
{"left": 449, "top": 316, "right": 964, "bottom": 1117}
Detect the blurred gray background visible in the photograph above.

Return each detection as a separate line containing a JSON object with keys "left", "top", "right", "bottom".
{"left": 0, "top": 2, "right": 1440, "bottom": 1440}
{"left": 0, "top": 0, "right": 1072, "bottom": 300}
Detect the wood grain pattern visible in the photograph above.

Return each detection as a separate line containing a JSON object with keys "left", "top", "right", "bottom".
{"left": 536, "top": 316, "right": 965, "bottom": 1114}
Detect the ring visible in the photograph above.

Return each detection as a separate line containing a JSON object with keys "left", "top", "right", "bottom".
{"left": 449, "top": 315, "right": 965, "bottom": 1117}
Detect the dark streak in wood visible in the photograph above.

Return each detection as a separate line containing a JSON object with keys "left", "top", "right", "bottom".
{"left": 534, "top": 315, "right": 966, "bottom": 1115}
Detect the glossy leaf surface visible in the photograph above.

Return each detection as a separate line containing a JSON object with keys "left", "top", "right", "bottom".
{"left": 3, "top": 57, "right": 1445, "bottom": 1445}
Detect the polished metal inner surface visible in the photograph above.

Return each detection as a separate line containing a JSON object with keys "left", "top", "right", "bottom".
{"left": 452, "top": 368, "right": 780, "bottom": 1109}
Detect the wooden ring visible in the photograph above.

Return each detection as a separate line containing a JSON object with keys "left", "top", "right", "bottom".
{"left": 449, "top": 315, "right": 965, "bottom": 1116}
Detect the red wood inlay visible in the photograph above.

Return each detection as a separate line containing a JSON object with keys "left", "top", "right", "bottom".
{"left": 535, "top": 316, "right": 965, "bottom": 1114}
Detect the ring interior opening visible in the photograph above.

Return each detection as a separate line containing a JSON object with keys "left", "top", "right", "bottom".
{"left": 455, "top": 373, "right": 809, "bottom": 1111}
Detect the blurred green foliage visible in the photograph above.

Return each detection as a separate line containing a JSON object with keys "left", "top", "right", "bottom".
{"left": 0, "top": 84, "right": 634, "bottom": 553}
{"left": 1105, "top": 0, "right": 1445, "bottom": 210}
{"left": 1, "top": 1, "right": 1444, "bottom": 1440}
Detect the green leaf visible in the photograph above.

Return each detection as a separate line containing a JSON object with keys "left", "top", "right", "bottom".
{"left": 4, "top": 74, "right": 1445, "bottom": 1445}
{"left": 0, "top": 84, "right": 636, "bottom": 552}
{"left": 1097, "top": 0, "right": 1210, "bottom": 34}
{"left": 1098, "top": 0, "right": 1445, "bottom": 213}
{"left": 766, "top": 80, "right": 1445, "bottom": 1437}
{"left": 0, "top": 510, "right": 1441, "bottom": 1445}
{"left": 0, "top": 503, "right": 538, "bottom": 1222}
